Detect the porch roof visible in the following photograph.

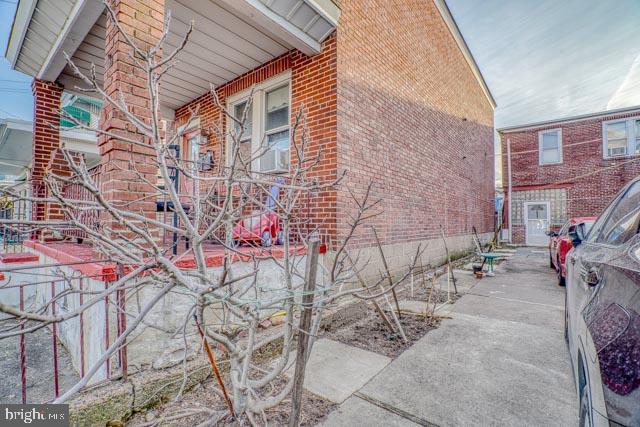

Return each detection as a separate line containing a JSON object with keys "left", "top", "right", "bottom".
{"left": 0, "top": 117, "right": 100, "bottom": 178}
{"left": 6, "top": 0, "right": 339, "bottom": 113}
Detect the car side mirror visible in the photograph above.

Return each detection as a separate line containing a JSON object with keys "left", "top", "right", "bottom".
{"left": 568, "top": 223, "right": 585, "bottom": 247}
{"left": 546, "top": 231, "right": 557, "bottom": 237}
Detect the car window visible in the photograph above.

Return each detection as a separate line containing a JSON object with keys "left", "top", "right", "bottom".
{"left": 595, "top": 181, "right": 640, "bottom": 245}
{"left": 583, "top": 220, "right": 595, "bottom": 235}
{"left": 558, "top": 222, "right": 569, "bottom": 235}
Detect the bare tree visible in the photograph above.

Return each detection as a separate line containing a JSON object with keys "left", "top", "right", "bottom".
{"left": 0, "top": 4, "right": 422, "bottom": 424}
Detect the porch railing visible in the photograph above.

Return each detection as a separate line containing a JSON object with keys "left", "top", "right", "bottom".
{"left": 60, "top": 164, "right": 311, "bottom": 252}
{"left": 0, "top": 182, "right": 31, "bottom": 250}
{"left": 61, "top": 166, "right": 102, "bottom": 241}
{"left": 0, "top": 261, "right": 128, "bottom": 403}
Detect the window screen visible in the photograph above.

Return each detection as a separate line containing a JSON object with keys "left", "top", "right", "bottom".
{"left": 540, "top": 131, "right": 561, "bottom": 164}
{"left": 606, "top": 121, "right": 627, "bottom": 157}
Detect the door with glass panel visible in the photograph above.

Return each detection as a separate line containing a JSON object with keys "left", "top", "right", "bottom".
{"left": 524, "top": 201, "right": 550, "bottom": 246}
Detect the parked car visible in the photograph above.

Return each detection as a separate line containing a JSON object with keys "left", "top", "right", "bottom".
{"left": 565, "top": 176, "right": 640, "bottom": 427}
{"left": 548, "top": 217, "right": 596, "bottom": 286}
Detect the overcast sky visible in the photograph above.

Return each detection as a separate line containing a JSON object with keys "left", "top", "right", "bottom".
{"left": 1, "top": 0, "right": 640, "bottom": 130}
{"left": 447, "top": 0, "right": 640, "bottom": 129}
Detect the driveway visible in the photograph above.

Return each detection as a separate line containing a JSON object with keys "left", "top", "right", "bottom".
{"left": 322, "top": 247, "right": 578, "bottom": 426}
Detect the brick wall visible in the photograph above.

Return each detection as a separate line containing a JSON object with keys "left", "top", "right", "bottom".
{"left": 32, "top": 79, "right": 67, "bottom": 223}
{"left": 99, "top": 0, "right": 164, "bottom": 243}
{"left": 174, "top": 35, "right": 338, "bottom": 244}
{"left": 336, "top": 0, "right": 495, "bottom": 248}
{"left": 501, "top": 110, "right": 640, "bottom": 244}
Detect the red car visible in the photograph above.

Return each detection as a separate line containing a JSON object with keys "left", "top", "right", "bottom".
{"left": 548, "top": 217, "right": 596, "bottom": 286}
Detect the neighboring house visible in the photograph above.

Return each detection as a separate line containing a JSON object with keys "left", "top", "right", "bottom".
{"left": 3, "top": 0, "right": 495, "bottom": 377}
{"left": 0, "top": 98, "right": 101, "bottom": 181}
{"left": 498, "top": 106, "right": 640, "bottom": 246}
{"left": 5, "top": 0, "right": 496, "bottom": 267}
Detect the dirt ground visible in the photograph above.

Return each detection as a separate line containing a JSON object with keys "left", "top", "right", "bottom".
{"left": 127, "top": 271, "right": 463, "bottom": 425}
{"left": 127, "top": 374, "right": 337, "bottom": 426}
{"left": 321, "top": 288, "right": 458, "bottom": 358}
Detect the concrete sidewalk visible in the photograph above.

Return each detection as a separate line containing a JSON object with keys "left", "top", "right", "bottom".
{"left": 321, "top": 248, "right": 578, "bottom": 426}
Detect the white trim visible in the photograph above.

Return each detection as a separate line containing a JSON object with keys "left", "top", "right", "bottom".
{"left": 431, "top": 0, "right": 496, "bottom": 110}
{"left": 38, "top": 0, "right": 105, "bottom": 81}
{"left": 225, "top": 71, "right": 292, "bottom": 172}
{"left": 524, "top": 201, "right": 550, "bottom": 247}
{"left": 177, "top": 117, "right": 201, "bottom": 135}
{"left": 218, "top": 0, "right": 322, "bottom": 56}
{"left": 498, "top": 105, "right": 640, "bottom": 133}
{"left": 305, "top": 0, "right": 340, "bottom": 27}
{"left": 5, "top": 0, "right": 36, "bottom": 68}
{"left": 602, "top": 117, "right": 640, "bottom": 159}
{"left": 538, "top": 128, "right": 562, "bottom": 165}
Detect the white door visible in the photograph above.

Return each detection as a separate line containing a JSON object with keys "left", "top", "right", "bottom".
{"left": 524, "top": 202, "right": 550, "bottom": 246}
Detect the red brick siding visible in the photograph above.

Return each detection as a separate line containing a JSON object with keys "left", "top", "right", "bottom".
{"left": 174, "top": 35, "right": 338, "bottom": 244}
{"left": 32, "top": 79, "right": 66, "bottom": 222}
{"left": 99, "top": 0, "right": 164, "bottom": 239}
{"left": 501, "top": 111, "right": 640, "bottom": 243}
{"left": 336, "top": 0, "right": 495, "bottom": 247}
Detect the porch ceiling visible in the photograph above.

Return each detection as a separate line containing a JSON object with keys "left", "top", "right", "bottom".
{"left": 11, "top": 0, "right": 337, "bottom": 114}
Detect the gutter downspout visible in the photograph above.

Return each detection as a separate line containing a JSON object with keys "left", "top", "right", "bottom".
{"left": 507, "top": 138, "right": 513, "bottom": 244}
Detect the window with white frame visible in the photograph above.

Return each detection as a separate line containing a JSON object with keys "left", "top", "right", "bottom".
{"left": 188, "top": 135, "right": 200, "bottom": 173}
{"left": 227, "top": 74, "right": 291, "bottom": 173}
{"left": 633, "top": 119, "right": 640, "bottom": 154}
{"left": 233, "top": 100, "right": 253, "bottom": 166}
{"left": 539, "top": 129, "right": 562, "bottom": 164}
{"left": 603, "top": 118, "right": 640, "bottom": 158}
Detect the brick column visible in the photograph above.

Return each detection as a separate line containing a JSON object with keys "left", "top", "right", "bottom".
{"left": 31, "top": 79, "right": 67, "bottom": 227}
{"left": 99, "top": 0, "right": 164, "bottom": 245}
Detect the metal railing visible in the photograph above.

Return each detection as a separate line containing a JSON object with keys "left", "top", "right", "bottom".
{"left": 0, "top": 261, "right": 127, "bottom": 403}
{"left": 0, "top": 182, "right": 31, "bottom": 250}
{"left": 61, "top": 165, "right": 102, "bottom": 242}
{"left": 55, "top": 160, "right": 312, "bottom": 253}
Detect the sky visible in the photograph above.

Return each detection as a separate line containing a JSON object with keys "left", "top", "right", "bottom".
{"left": 0, "top": 0, "right": 640, "bottom": 129}
{"left": 447, "top": 0, "right": 640, "bottom": 129}
{"left": 0, "top": 0, "right": 31, "bottom": 121}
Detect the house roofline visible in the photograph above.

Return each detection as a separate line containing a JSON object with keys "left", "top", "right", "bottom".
{"left": 5, "top": 0, "right": 36, "bottom": 68}
{"left": 432, "top": 0, "right": 497, "bottom": 110}
{"left": 498, "top": 105, "right": 640, "bottom": 134}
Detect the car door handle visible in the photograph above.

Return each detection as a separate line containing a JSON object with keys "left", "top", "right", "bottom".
{"left": 569, "top": 255, "right": 576, "bottom": 265}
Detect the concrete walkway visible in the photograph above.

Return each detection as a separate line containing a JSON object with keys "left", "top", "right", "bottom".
{"left": 321, "top": 248, "right": 578, "bottom": 426}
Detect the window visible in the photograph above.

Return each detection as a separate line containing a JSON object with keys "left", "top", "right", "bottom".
{"left": 233, "top": 101, "right": 253, "bottom": 143}
{"left": 263, "top": 84, "right": 290, "bottom": 172}
{"left": 539, "top": 129, "right": 562, "bottom": 164}
{"left": 226, "top": 73, "right": 291, "bottom": 173}
{"left": 188, "top": 135, "right": 200, "bottom": 173}
{"left": 233, "top": 101, "right": 253, "bottom": 166}
{"left": 558, "top": 222, "right": 570, "bottom": 236}
{"left": 604, "top": 120, "right": 627, "bottom": 157}
{"left": 594, "top": 180, "right": 640, "bottom": 245}
{"left": 603, "top": 118, "right": 640, "bottom": 158}
{"left": 636, "top": 119, "right": 640, "bottom": 155}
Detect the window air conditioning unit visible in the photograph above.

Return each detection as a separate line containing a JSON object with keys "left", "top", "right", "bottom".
{"left": 261, "top": 148, "right": 289, "bottom": 172}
